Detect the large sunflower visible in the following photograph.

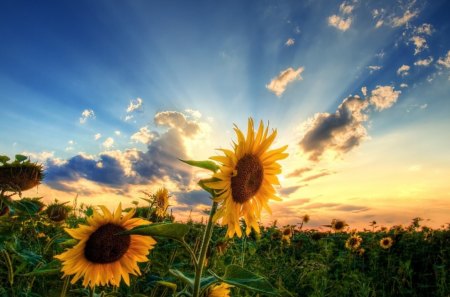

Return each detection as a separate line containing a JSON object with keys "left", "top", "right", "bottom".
{"left": 54, "top": 204, "right": 156, "bottom": 288}
{"left": 206, "top": 118, "right": 288, "bottom": 237}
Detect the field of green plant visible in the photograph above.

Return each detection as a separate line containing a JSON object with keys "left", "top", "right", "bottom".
{"left": 0, "top": 195, "right": 448, "bottom": 297}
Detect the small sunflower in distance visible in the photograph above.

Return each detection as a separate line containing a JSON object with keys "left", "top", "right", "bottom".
{"left": 206, "top": 118, "right": 288, "bottom": 237}
{"left": 154, "top": 187, "right": 170, "bottom": 218}
{"left": 380, "top": 236, "right": 394, "bottom": 249}
{"left": 54, "top": 204, "right": 156, "bottom": 288}
{"left": 207, "top": 283, "right": 233, "bottom": 297}
{"left": 345, "top": 234, "right": 362, "bottom": 250}
{"left": 331, "top": 219, "right": 347, "bottom": 232}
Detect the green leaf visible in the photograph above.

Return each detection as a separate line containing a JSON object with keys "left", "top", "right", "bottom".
{"left": 21, "top": 268, "right": 61, "bottom": 276}
{"left": 209, "top": 264, "right": 280, "bottom": 296}
{"left": 199, "top": 276, "right": 219, "bottom": 295}
{"left": 0, "top": 155, "right": 10, "bottom": 165}
{"left": 15, "top": 154, "right": 28, "bottom": 163}
{"left": 169, "top": 269, "right": 194, "bottom": 288}
{"left": 179, "top": 159, "right": 220, "bottom": 173}
{"left": 120, "top": 223, "right": 190, "bottom": 241}
{"left": 156, "top": 280, "right": 177, "bottom": 291}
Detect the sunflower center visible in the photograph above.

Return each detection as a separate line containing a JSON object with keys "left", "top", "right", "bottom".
{"left": 231, "top": 154, "right": 264, "bottom": 204}
{"left": 84, "top": 223, "right": 130, "bottom": 263}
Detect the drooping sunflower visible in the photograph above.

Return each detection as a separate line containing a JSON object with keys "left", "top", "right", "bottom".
{"left": 331, "top": 219, "right": 347, "bottom": 232}
{"left": 154, "top": 187, "right": 169, "bottom": 218}
{"left": 207, "top": 283, "right": 233, "bottom": 297}
{"left": 379, "top": 236, "right": 394, "bottom": 249}
{"left": 282, "top": 227, "right": 293, "bottom": 244}
{"left": 206, "top": 118, "right": 288, "bottom": 237}
{"left": 54, "top": 204, "right": 156, "bottom": 288}
{"left": 345, "top": 234, "right": 362, "bottom": 250}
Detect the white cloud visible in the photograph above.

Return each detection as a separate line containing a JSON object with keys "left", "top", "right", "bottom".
{"left": 79, "top": 109, "right": 95, "bottom": 124}
{"left": 361, "top": 86, "right": 367, "bottom": 97}
{"left": 20, "top": 151, "right": 55, "bottom": 163}
{"left": 266, "top": 67, "right": 304, "bottom": 97}
{"left": 114, "top": 130, "right": 121, "bottom": 136}
{"left": 414, "top": 57, "right": 433, "bottom": 67}
{"left": 375, "top": 20, "right": 384, "bottom": 28}
{"left": 339, "top": 2, "right": 354, "bottom": 14}
{"left": 102, "top": 137, "right": 114, "bottom": 149}
{"left": 391, "top": 10, "right": 418, "bottom": 27}
{"left": 410, "top": 36, "right": 427, "bottom": 55}
{"left": 415, "top": 23, "right": 432, "bottom": 35}
{"left": 397, "top": 64, "right": 410, "bottom": 76}
{"left": 368, "top": 65, "right": 382, "bottom": 73}
{"left": 184, "top": 109, "right": 202, "bottom": 119}
{"left": 437, "top": 50, "right": 450, "bottom": 68}
{"left": 126, "top": 98, "right": 143, "bottom": 113}
{"left": 154, "top": 111, "right": 201, "bottom": 136}
{"left": 369, "top": 85, "right": 401, "bottom": 111}
{"left": 400, "top": 83, "right": 408, "bottom": 88}
{"left": 124, "top": 115, "right": 134, "bottom": 122}
{"left": 131, "top": 127, "right": 157, "bottom": 144}
{"left": 285, "top": 38, "right": 295, "bottom": 46}
{"left": 94, "top": 133, "right": 102, "bottom": 140}
{"left": 328, "top": 15, "right": 352, "bottom": 31}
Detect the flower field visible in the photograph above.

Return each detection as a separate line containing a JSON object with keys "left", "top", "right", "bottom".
{"left": 0, "top": 201, "right": 448, "bottom": 297}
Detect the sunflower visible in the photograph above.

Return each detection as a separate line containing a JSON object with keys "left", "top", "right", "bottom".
{"left": 207, "top": 283, "right": 233, "bottom": 297}
{"left": 357, "top": 247, "right": 365, "bottom": 256}
{"left": 154, "top": 187, "right": 169, "bottom": 218}
{"left": 54, "top": 204, "right": 156, "bottom": 288}
{"left": 206, "top": 118, "right": 288, "bottom": 237}
{"left": 331, "top": 219, "right": 347, "bottom": 232}
{"left": 345, "top": 234, "right": 362, "bottom": 250}
{"left": 282, "top": 227, "right": 293, "bottom": 244}
{"left": 379, "top": 236, "right": 394, "bottom": 249}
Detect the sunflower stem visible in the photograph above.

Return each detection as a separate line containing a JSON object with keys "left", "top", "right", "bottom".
{"left": 192, "top": 201, "right": 218, "bottom": 297}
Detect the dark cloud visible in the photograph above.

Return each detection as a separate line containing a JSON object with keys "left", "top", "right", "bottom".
{"left": 286, "top": 167, "right": 312, "bottom": 178}
{"left": 279, "top": 185, "right": 305, "bottom": 196}
{"left": 174, "top": 190, "right": 212, "bottom": 206}
{"left": 45, "top": 111, "right": 202, "bottom": 192}
{"left": 333, "top": 205, "right": 370, "bottom": 213}
{"left": 302, "top": 202, "right": 370, "bottom": 213}
{"left": 298, "top": 86, "right": 400, "bottom": 161}
{"left": 299, "top": 96, "right": 369, "bottom": 161}
{"left": 301, "top": 171, "right": 333, "bottom": 182}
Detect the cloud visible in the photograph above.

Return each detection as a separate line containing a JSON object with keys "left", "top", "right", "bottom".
{"left": 286, "top": 167, "right": 312, "bottom": 178}
{"left": 361, "top": 87, "right": 367, "bottom": 97}
{"left": 437, "top": 50, "right": 450, "bottom": 68}
{"left": 285, "top": 38, "right": 295, "bottom": 46}
{"left": 94, "top": 133, "right": 102, "bottom": 140}
{"left": 279, "top": 186, "right": 304, "bottom": 196}
{"left": 301, "top": 171, "right": 333, "bottom": 182}
{"left": 124, "top": 115, "right": 134, "bottom": 122}
{"left": 126, "top": 98, "right": 143, "bottom": 113}
{"left": 414, "top": 57, "right": 433, "bottom": 67}
{"left": 397, "top": 64, "right": 410, "bottom": 76}
{"left": 302, "top": 202, "right": 369, "bottom": 213}
{"left": 45, "top": 110, "right": 207, "bottom": 193}
{"left": 79, "top": 109, "right": 95, "bottom": 124}
{"left": 415, "top": 23, "right": 432, "bottom": 35}
{"left": 154, "top": 111, "right": 200, "bottom": 137}
{"left": 400, "top": 83, "right": 408, "bottom": 88}
{"left": 375, "top": 20, "right": 384, "bottom": 28}
{"left": 328, "top": 15, "right": 352, "bottom": 31}
{"left": 20, "top": 151, "right": 55, "bottom": 163}
{"left": 369, "top": 85, "right": 401, "bottom": 111}
{"left": 131, "top": 127, "right": 158, "bottom": 144}
{"left": 368, "top": 65, "right": 382, "bottom": 73}
{"left": 102, "top": 137, "right": 114, "bottom": 149}
{"left": 114, "top": 131, "right": 121, "bottom": 136}
{"left": 298, "top": 86, "right": 400, "bottom": 161}
{"left": 391, "top": 10, "right": 418, "bottom": 27}
{"left": 298, "top": 96, "right": 369, "bottom": 161}
{"left": 175, "top": 190, "right": 212, "bottom": 206}
{"left": 266, "top": 67, "right": 304, "bottom": 97}
{"left": 339, "top": 2, "right": 354, "bottom": 14}
{"left": 410, "top": 36, "right": 427, "bottom": 55}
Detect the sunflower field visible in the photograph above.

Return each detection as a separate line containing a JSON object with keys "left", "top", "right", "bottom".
{"left": 0, "top": 120, "right": 449, "bottom": 297}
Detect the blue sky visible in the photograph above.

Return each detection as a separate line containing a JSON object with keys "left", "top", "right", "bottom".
{"left": 1, "top": 0, "right": 449, "bottom": 229}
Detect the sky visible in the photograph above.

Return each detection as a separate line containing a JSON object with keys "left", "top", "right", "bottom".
{"left": 1, "top": 0, "right": 449, "bottom": 230}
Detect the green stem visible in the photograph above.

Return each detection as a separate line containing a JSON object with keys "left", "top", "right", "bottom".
{"left": 60, "top": 276, "right": 70, "bottom": 297}
{"left": 192, "top": 201, "right": 218, "bottom": 297}
{"left": 88, "top": 286, "right": 95, "bottom": 297}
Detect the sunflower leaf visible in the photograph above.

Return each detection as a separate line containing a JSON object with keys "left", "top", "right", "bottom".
{"left": 156, "top": 280, "right": 177, "bottom": 291}
{"left": 179, "top": 159, "right": 220, "bottom": 173}
{"left": 209, "top": 264, "right": 280, "bottom": 296}
{"left": 121, "top": 223, "right": 190, "bottom": 241}
{"left": 169, "top": 269, "right": 194, "bottom": 288}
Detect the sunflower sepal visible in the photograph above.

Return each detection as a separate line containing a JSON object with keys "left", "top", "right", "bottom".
{"left": 208, "top": 265, "right": 280, "bottom": 296}
{"left": 121, "top": 222, "right": 190, "bottom": 241}
{"left": 198, "top": 178, "right": 220, "bottom": 197}
{"left": 179, "top": 159, "right": 220, "bottom": 173}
